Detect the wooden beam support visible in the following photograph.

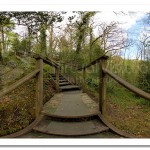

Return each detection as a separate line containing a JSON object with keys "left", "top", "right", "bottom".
{"left": 36, "top": 58, "right": 43, "bottom": 118}
{"left": 103, "top": 68, "right": 150, "bottom": 100}
{"left": 0, "top": 69, "right": 40, "bottom": 98}
{"left": 83, "top": 68, "right": 86, "bottom": 92}
{"left": 99, "top": 58, "right": 107, "bottom": 115}
{"left": 56, "top": 67, "right": 60, "bottom": 92}
{"left": 78, "top": 55, "right": 109, "bottom": 71}
{"left": 63, "top": 64, "right": 66, "bottom": 74}
{"left": 74, "top": 68, "right": 77, "bottom": 85}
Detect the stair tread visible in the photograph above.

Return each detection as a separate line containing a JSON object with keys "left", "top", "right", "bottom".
{"left": 59, "top": 82, "right": 71, "bottom": 86}
{"left": 60, "top": 85, "right": 80, "bottom": 90}
{"left": 58, "top": 79, "right": 68, "bottom": 83}
{"left": 33, "top": 118, "right": 109, "bottom": 136}
{"left": 42, "top": 111, "right": 99, "bottom": 119}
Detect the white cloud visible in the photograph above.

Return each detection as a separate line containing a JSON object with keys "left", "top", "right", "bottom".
{"left": 94, "top": 11, "right": 145, "bottom": 30}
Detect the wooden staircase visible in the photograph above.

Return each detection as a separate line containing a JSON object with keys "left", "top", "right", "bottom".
{"left": 52, "top": 74, "right": 80, "bottom": 91}
{"left": 32, "top": 74, "right": 110, "bottom": 136}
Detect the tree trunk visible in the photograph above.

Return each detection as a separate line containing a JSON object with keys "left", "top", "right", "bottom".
{"left": 48, "top": 25, "right": 54, "bottom": 58}
{"left": 89, "top": 27, "right": 93, "bottom": 62}
{"left": 40, "top": 25, "right": 47, "bottom": 56}
{"left": 0, "top": 25, "right": 3, "bottom": 62}
{"left": 1, "top": 26, "right": 5, "bottom": 53}
{"left": 27, "top": 27, "right": 32, "bottom": 54}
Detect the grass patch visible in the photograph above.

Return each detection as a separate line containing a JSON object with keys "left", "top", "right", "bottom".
{"left": 106, "top": 84, "right": 150, "bottom": 137}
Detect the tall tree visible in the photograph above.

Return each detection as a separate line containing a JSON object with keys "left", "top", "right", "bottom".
{"left": 40, "top": 24, "right": 47, "bottom": 56}
{"left": 75, "top": 12, "right": 96, "bottom": 54}
{"left": 138, "top": 32, "right": 150, "bottom": 93}
{"left": 0, "top": 12, "right": 13, "bottom": 62}
{"left": 11, "top": 12, "right": 63, "bottom": 53}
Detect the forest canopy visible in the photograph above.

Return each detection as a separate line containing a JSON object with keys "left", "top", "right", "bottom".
{"left": 0, "top": 11, "right": 149, "bottom": 93}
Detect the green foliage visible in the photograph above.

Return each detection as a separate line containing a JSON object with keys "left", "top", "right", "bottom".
{"left": 20, "top": 37, "right": 30, "bottom": 53}
{"left": 138, "top": 60, "right": 150, "bottom": 93}
{"left": 12, "top": 36, "right": 20, "bottom": 52}
{"left": 40, "top": 25, "right": 47, "bottom": 55}
{"left": 9, "top": 12, "right": 63, "bottom": 35}
{"left": 75, "top": 12, "right": 96, "bottom": 53}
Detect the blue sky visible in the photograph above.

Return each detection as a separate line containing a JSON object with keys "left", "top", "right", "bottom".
{"left": 93, "top": 12, "right": 148, "bottom": 59}
{"left": 122, "top": 13, "right": 149, "bottom": 59}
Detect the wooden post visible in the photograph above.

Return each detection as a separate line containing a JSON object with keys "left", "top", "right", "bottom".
{"left": 36, "top": 58, "right": 43, "bottom": 118}
{"left": 99, "top": 57, "right": 107, "bottom": 115}
{"left": 53, "top": 67, "right": 56, "bottom": 75}
{"left": 83, "top": 68, "right": 86, "bottom": 92}
{"left": 56, "top": 67, "right": 60, "bottom": 92}
{"left": 63, "top": 64, "right": 65, "bottom": 74}
{"left": 74, "top": 67, "right": 77, "bottom": 85}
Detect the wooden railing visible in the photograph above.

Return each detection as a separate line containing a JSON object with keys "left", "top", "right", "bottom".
{"left": 64, "top": 55, "right": 150, "bottom": 115}
{"left": 77, "top": 55, "right": 109, "bottom": 114}
{"left": 32, "top": 54, "right": 60, "bottom": 92}
{"left": 103, "top": 68, "right": 150, "bottom": 100}
{"left": 0, "top": 55, "right": 60, "bottom": 120}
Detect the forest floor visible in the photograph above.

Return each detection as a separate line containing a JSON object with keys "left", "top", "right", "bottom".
{"left": 86, "top": 85, "right": 150, "bottom": 138}
{"left": 106, "top": 85, "right": 150, "bottom": 138}
{"left": 0, "top": 55, "right": 150, "bottom": 138}
{"left": 0, "top": 57, "right": 56, "bottom": 136}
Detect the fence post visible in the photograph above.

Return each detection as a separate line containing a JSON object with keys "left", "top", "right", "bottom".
{"left": 56, "top": 67, "right": 60, "bottom": 92}
{"left": 36, "top": 58, "right": 43, "bottom": 118}
{"left": 99, "top": 56, "right": 108, "bottom": 115}
{"left": 63, "top": 64, "right": 65, "bottom": 74}
{"left": 83, "top": 68, "right": 86, "bottom": 92}
{"left": 74, "top": 67, "right": 77, "bottom": 85}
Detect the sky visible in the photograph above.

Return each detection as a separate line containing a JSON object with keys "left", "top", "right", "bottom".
{"left": 93, "top": 12, "right": 149, "bottom": 59}
{"left": 14, "top": 11, "right": 149, "bottom": 59}
{"left": 94, "top": 12, "right": 145, "bottom": 30}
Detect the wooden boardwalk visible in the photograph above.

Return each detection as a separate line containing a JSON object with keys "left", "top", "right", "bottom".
{"left": 20, "top": 75, "right": 123, "bottom": 138}
{"left": 1, "top": 54, "right": 148, "bottom": 138}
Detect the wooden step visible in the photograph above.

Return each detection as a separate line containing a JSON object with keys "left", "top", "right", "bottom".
{"left": 57, "top": 79, "right": 68, "bottom": 83}
{"left": 60, "top": 85, "right": 80, "bottom": 91}
{"left": 59, "top": 82, "right": 71, "bottom": 86}
{"left": 33, "top": 118, "right": 109, "bottom": 136}
{"left": 52, "top": 77, "right": 65, "bottom": 80}
{"left": 42, "top": 111, "right": 99, "bottom": 119}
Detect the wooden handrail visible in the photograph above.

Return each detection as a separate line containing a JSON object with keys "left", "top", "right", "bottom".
{"left": 0, "top": 69, "right": 40, "bottom": 98}
{"left": 78, "top": 55, "right": 109, "bottom": 70}
{"left": 103, "top": 68, "right": 150, "bottom": 100}
{"left": 32, "top": 54, "right": 59, "bottom": 68}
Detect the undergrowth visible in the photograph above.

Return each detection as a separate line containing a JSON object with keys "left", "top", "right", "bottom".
{"left": 0, "top": 56, "right": 56, "bottom": 137}
{"left": 106, "top": 82, "right": 150, "bottom": 137}
{"left": 83, "top": 77, "right": 150, "bottom": 137}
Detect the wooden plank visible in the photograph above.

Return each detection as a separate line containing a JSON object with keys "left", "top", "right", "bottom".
{"left": 0, "top": 69, "right": 40, "bottom": 98}
{"left": 42, "top": 111, "right": 99, "bottom": 119}
{"left": 83, "top": 68, "right": 86, "bottom": 92}
{"left": 36, "top": 59, "right": 43, "bottom": 118}
{"left": 103, "top": 68, "right": 150, "bottom": 100}
{"left": 63, "top": 64, "right": 66, "bottom": 74}
{"left": 98, "top": 113, "right": 135, "bottom": 138}
{"left": 32, "top": 54, "right": 58, "bottom": 68}
{"left": 60, "top": 85, "right": 80, "bottom": 91}
{"left": 99, "top": 59, "right": 107, "bottom": 114}
{"left": 55, "top": 68, "right": 60, "bottom": 92}
{"left": 78, "top": 55, "right": 109, "bottom": 71}
{"left": 33, "top": 118, "right": 109, "bottom": 136}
